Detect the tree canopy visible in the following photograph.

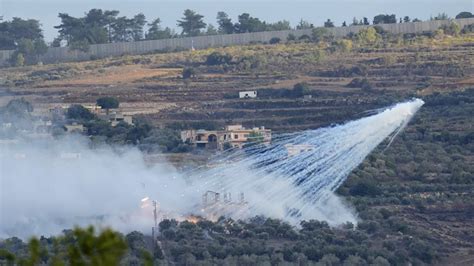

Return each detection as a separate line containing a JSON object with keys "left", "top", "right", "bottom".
{"left": 177, "top": 9, "right": 206, "bottom": 36}
{"left": 217, "top": 12, "right": 235, "bottom": 34}
{"left": 0, "top": 17, "right": 44, "bottom": 50}
{"left": 97, "top": 97, "right": 120, "bottom": 110}
{"left": 54, "top": 9, "right": 152, "bottom": 50}
{"left": 146, "top": 18, "right": 174, "bottom": 40}
{"left": 455, "top": 11, "right": 474, "bottom": 19}
{"left": 373, "top": 14, "right": 397, "bottom": 24}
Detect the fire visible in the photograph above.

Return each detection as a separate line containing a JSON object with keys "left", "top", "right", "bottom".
{"left": 185, "top": 215, "right": 202, "bottom": 224}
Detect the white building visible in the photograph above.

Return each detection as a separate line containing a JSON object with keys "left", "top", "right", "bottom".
{"left": 239, "top": 90, "right": 257, "bottom": 99}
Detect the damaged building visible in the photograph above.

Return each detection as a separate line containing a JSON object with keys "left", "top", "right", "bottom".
{"left": 181, "top": 124, "right": 272, "bottom": 150}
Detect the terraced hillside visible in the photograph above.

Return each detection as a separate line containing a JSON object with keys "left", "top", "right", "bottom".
{"left": 1, "top": 29, "right": 473, "bottom": 264}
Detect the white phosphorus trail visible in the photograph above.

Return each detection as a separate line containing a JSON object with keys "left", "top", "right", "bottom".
{"left": 188, "top": 98, "right": 425, "bottom": 224}
{"left": 0, "top": 98, "right": 424, "bottom": 238}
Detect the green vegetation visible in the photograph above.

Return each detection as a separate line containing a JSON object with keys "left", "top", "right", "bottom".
{"left": 0, "top": 226, "right": 155, "bottom": 265}
{"left": 347, "top": 78, "right": 373, "bottom": 90}
{"left": 373, "top": 14, "right": 397, "bottom": 24}
{"left": 177, "top": 9, "right": 207, "bottom": 36}
{"left": 456, "top": 11, "right": 474, "bottom": 19}
{"left": 182, "top": 67, "right": 196, "bottom": 79}
{"left": 96, "top": 96, "right": 119, "bottom": 114}
{"left": 0, "top": 17, "right": 48, "bottom": 65}
{"left": 205, "top": 52, "right": 232, "bottom": 65}
{"left": 66, "top": 104, "right": 96, "bottom": 121}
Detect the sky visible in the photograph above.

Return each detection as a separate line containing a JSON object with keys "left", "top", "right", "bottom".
{"left": 1, "top": 0, "right": 473, "bottom": 42}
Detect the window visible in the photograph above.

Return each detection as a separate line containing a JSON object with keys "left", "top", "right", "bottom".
{"left": 234, "top": 134, "right": 239, "bottom": 139}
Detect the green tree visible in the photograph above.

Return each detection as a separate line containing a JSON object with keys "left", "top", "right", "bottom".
{"left": 296, "top": 19, "right": 313, "bottom": 29}
{"left": 205, "top": 24, "right": 219, "bottom": 35}
{"left": 267, "top": 20, "right": 291, "bottom": 31}
{"left": 131, "top": 13, "right": 147, "bottom": 41}
{"left": 216, "top": 12, "right": 234, "bottom": 34}
{"left": 5, "top": 98, "right": 33, "bottom": 114}
{"left": 455, "top": 11, "right": 474, "bottom": 19}
{"left": 293, "top": 82, "right": 310, "bottom": 97}
{"left": 55, "top": 9, "right": 119, "bottom": 47}
{"left": 146, "top": 18, "right": 173, "bottom": 40}
{"left": 355, "top": 27, "right": 380, "bottom": 46}
{"left": 431, "top": 13, "right": 450, "bottom": 20}
{"left": 206, "top": 52, "right": 232, "bottom": 65}
{"left": 324, "top": 19, "right": 335, "bottom": 28}
{"left": 235, "top": 13, "right": 266, "bottom": 33}
{"left": 177, "top": 9, "right": 206, "bottom": 36}
{"left": 0, "top": 17, "right": 44, "bottom": 50}
{"left": 66, "top": 104, "right": 95, "bottom": 121}
{"left": 67, "top": 226, "right": 127, "bottom": 265}
{"left": 373, "top": 14, "right": 397, "bottom": 24}
{"left": 11, "top": 38, "right": 48, "bottom": 65}
{"left": 0, "top": 249, "right": 16, "bottom": 265}
{"left": 96, "top": 97, "right": 119, "bottom": 114}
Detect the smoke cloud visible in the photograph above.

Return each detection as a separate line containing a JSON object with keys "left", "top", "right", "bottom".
{"left": 0, "top": 99, "right": 424, "bottom": 238}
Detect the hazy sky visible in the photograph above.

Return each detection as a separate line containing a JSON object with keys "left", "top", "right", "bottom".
{"left": 1, "top": 0, "right": 473, "bottom": 42}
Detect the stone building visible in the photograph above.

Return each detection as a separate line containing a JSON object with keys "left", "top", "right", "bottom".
{"left": 181, "top": 124, "right": 271, "bottom": 150}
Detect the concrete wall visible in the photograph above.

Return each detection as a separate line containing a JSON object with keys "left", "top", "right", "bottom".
{"left": 1, "top": 18, "right": 473, "bottom": 66}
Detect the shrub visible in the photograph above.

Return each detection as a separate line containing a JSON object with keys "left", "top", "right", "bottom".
{"left": 461, "top": 23, "right": 474, "bottom": 34}
{"left": 349, "top": 179, "right": 381, "bottom": 196}
{"left": 96, "top": 97, "right": 119, "bottom": 111}
{"left": 346, "top": 78, "right": 373, "bottom": 90}
{"left": 205, "top": 52, "right": 232, "bottom": 65}
{"left": 312, "top": 28, "right": 331, "bottom": 42}
{"left": 292, "top": 82, "right": 310, "bottom": 97}
{"left": 13, "top": 53, "right": 25, "bottom": 67}
{"left": 269, "top": 37, "right": 281, "bottom": 44}
{"left": 287, "top": 33, "right": 296, "bottom": 41}
{"left": 298, "top": 34, "right": 311, "bottom": 42}
{"left": 66, "top": 105, "right": 95, "bottom": 121}
{"left": 335, "top": 39, "right": 353, "bottom": 52}
{"left": 355, "top": 27, "right": 381, "bottom": 46}
{"left": 182, "top": 67, "right": 196, "bottom": 79}
{"left": 439, "top": 22, "right": 461, "bottom": 36}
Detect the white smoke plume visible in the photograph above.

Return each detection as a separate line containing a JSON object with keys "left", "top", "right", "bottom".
{"left": 0, "top": 99, "right": 424, "bottom": 238}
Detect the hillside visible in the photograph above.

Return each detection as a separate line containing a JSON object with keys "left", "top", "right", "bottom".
{"left": 1, "top": 27, "right": 473, "bottom": 265}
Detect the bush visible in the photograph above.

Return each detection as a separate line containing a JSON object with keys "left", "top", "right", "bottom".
{"left": 349, "top": 179, "right": 381, "bottom": 197}
{"left": 287, "top": 34, "right": 296, "bottom": 41}
{"left": 269, "top": 37, "right": 281, "bottom": 44}
{"left": 298, "top": 34, "right": 311, "bottom": 42}
{"left": 182, "top": 67, "right": 196, "bottom": 79}
{"left": 355, "top": 27, "right": 380, "bottom": 46}
{"left": 66, "top": 105, "right": 95, "bottom": 121}
{"left": 96, "top": 97, "right": 119, "bottom": 110}
{"left": 346, "top": 78, "right": 372, "bottom": 90}
{"left": 455, "top": 11, "right": 473, "bottom": 19}
{"left": 461, "top": 23, "right": 474, "bottom": 34}
{"left": 335, "top": 39, "right": 353, "bottom": 52}
{"left": 205, "top": 52, "right": 232, "bottom": 65}
{"left": 439, "top": 22, "right": 461, "bottom": 36}
{"left": 292, "top": 82, "right": 310, "bottom": 97}
{"left": 13, "top": 53, "right": 25, "bottom": 67}
{"left": 312, "top": 28, "right": 331, "bottom": 42}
